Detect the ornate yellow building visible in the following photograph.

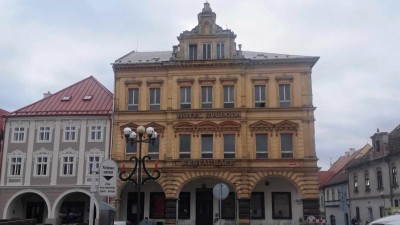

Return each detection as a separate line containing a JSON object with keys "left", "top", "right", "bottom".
{"left": 112, "top": 3, "right": 320, "bottom": 225}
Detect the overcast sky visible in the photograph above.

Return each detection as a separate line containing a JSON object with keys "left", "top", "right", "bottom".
{"left": 1, "top": 0, "right": 399, "bottom": 170}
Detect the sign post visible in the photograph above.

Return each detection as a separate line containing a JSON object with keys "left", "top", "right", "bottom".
{"left": 99, "top": 159, "right": 118, "bottom": 197}
{"left": 213, "top": 183, "right": 229, "bottom": 225}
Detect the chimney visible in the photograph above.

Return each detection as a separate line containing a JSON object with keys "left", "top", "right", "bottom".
{"left": 349, "top": 148, "right": 355, "bottom": 155}
{"left": 43, "top": 91, "right": 52, "bottom": 98}
{"left": 345, "top": 151, "right": 350, "bottom": 157}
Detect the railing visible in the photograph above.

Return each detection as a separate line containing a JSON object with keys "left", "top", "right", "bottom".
{"left": 0, "top": 219, "right": 36, "bottom": 225}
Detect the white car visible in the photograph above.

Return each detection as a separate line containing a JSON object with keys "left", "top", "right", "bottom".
{"left": 368, "top": 215, "right": 400, "bottom": 225}
{"left": 114, "top": 221, "right": 133, "bottom": 225}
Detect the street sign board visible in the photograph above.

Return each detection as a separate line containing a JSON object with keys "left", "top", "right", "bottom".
{"left": 99, "top": 159, "right": 118, "bottom": 197}
{"left": 213, "top": 183, "right": 229, "bottom": 200}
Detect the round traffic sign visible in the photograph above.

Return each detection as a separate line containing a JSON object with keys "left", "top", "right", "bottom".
{"left": 213, "top": 183, "right": 229, "bottom": 200}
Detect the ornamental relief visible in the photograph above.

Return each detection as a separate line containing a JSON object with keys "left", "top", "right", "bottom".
{"left": 249, "top": 120, "right": 298, "bottom": 136}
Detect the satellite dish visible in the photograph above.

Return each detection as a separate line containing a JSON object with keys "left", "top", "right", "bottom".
{"left": 213, "top": 183, "right": 229, "bottom": 200}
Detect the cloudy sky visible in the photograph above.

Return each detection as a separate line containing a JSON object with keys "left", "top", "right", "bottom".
{"left": 1, "top": 0, "right": 399, "bottom": 170}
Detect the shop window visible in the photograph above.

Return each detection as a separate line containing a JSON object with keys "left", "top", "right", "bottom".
{"left": 223, "top": 134, "right": 235, "bottom": 159}
{"left": 221, "top": 193, "right": 235, "bottom": 219}
{"left": 201, "top": 134, "right": 213, "bottom": 158}
{"left": 128, "top": 88, "right": 139, "bottom": 111}
{"left": 255, "top": 134, "right": 268, "bottom": 158}
{"left": 150, "top": 192, "right": 165, "bottom": 219}
{"left": 179, "top": 192, "right": 190, "bottom": 219}
{"left": 272, "top": 192, "right": 292, "bottom": 219}
{"left": 179, "top": 134, "right": 191, "bottom": 159}
{"left": 280, "top": 133, "right": 293, "bottom": 158}
{"left": 250, "top": 192, "right": 264, "bottom": 219}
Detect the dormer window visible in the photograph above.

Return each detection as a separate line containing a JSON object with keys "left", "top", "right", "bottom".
{"left": 203, "top": 43, "right": 211, "bottom": 59}
{"left": 61, "top": 96, "right": 71, "bottom": 101}
{"left": 375, "top": 140, "right": 380, "bottom": 152}
{"left": 189, "top": 44, "right": 197, "bottom": 60}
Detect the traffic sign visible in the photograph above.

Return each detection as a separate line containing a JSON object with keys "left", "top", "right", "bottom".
{"left": 99, "top": 159, "right": 118, "bottom": 197}
{"left": 213, "top": 183, "right": 229, "bottom": 200}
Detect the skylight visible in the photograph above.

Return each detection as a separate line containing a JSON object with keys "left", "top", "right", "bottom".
{"left": 83, "top": 95, "right": 93, "bottom": 100}
{"left": 61, "top": 96, "right": 71, "bottom": 101}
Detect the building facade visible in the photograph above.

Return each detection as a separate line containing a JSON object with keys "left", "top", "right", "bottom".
{"left": 0, "top": 76, "right": 113, "bottom": 224}
{"left": 347, "top": 126, "right": 400, "bottom": 224}
{"left": 112, "top": 3, "right": 320, "bottom": 225}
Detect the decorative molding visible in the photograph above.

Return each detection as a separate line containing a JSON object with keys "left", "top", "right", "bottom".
{"left": 198, "top": 77, "right": 216, "bottom": 84}
{"left": 249, "top": 121, "right": 274, "bottom": 137}
{"left": 275, "top": 74, "right": 294, "bottom": 81}
{"left": 146, "top": 79, "right": 164, "bottom": 86}
{"left": 124, "top": 79, "right": 143, "bottom": 85}
{"left": 219, "top": 76, "right": 238, "bottom": 84}
{"left": 177, "top": 78, "right": 195, "bottom": 85}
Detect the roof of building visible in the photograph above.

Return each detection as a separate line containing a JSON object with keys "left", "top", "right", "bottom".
{"left": 7, "top": 76, "right": 112, "bottom": 117}
{"left": 318, "top": 171, "right": 335, "bottom": 188}
{"left": 0, "top": 108, "right": 9, "bottom": 130}
{"left": 389, "top": 124, "right": 400, "bottom": 155}
{"left": 114, "top": 50, "right": 317, "bottom": 64}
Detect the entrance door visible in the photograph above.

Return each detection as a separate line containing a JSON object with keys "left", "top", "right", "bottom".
{"left": 26, "top": 202, "right": 44, "bottom": 223}
{"left": 196, "top": 189, "right": 213, "bottom": 225}
{"left": 127, "top": 192, "right": 144, "bottom": 225}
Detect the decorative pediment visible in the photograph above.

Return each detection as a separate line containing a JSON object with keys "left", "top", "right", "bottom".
{"left": 275, "top": 120, "right": 299, "bottom": 135}
{"left": 249, "top": 121, "right": 274, "bottom": 135}
{"left": 8, "top": 149, "right": 26, "bottom": 158}
{"left": 196, "top": 121, "right": 218, "bottom": 133}
{"left": 219, "top": 121, "right": 241, "bottom": 133}
{"left": 33, "top": 148, "right": 52, "bottom": 156}
{"left": 173, "top": 122, "right": 196, "bottom": 134}
{"left": 85, "top": 148, "right": 104, "bottom": 157}
{"left": 59, "top": 147, "right": 78, "bottom": 156}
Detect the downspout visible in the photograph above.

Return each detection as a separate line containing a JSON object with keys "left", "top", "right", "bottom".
{"left": 386, "top": 156, "right": 393, "bottom": 209}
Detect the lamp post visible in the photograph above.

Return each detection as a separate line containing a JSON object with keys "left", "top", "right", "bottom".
{"left": 119, "top": 126, "right": 161, "bottom": 225}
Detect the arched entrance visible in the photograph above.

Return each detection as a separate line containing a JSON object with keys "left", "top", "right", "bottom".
{"left": 3, "top": 190, "right": 50, "bottom": 223}
{"left": 53, "top": 190, "right": 96, "bottom": 224}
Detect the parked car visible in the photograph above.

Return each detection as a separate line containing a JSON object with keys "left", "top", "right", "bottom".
{"left": 114, "top": 221, "right": 133, "bottom": 225}
{"left": 368, "top": 215, "right": 400, "bottom": 225}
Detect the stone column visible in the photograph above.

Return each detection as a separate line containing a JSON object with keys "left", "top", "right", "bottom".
{"left": 238, "top": 199, "right": 251, "bottom": 225}
{"left": 164, "top": 198, "right": 177, "bottom": 225}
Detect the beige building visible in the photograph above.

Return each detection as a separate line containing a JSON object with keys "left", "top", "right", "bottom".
{"left": 112, "top": 3, "right": 320, "bottom": 225}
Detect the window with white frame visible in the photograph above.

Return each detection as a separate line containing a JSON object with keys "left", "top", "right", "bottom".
{"left": 217, "top": 43, "right": 225, "bottom": 59}
{"left": 9, "top": 156, "right": 23, "bottom": 176}
{"left": 38, "top": 126, "right": 51, "bottom": 142}
{"left": 223, "top": 85, "right": 234, "bottom": 108}
{"left": 201, "top": 86, "right": 213, "bottom": 108}
{"left": 202, "top": 43, "right": 211, "bottom": 59}
{"left": 128, "top": 88, "right": 139, "bottom": 111}
{"left": 149, "top": 88, "right": 161, "bottom": 111}
{"left": 12, "top": 127, "right": 25, "bottom": 142}
{"left": 365, "top": 171, "right": 370, "bottom": 191}
{"left": 223, "top": 134, "right": 235, "bottom": 159}
{"left": 279, "top": 84, "right": 291, "bottom": 108}
{"left": 392, "top": 166, "right": 398, "bottom": 186}
{"left": 61, "top": 156, "right": 75, "bottom": 176}
{"left": 64, "top": 126, "right": 77, "bottom": 142}
{"left": 254, "top": 85, "right": 266, "bottom": 108}
{"left": 280, "top": 133, "right": 293, "bottom": 158}
{"left": 90, "top": 126, "right": 102, "bottom": 141}
{"left": 35, "top": 156, "right": 49, "bottom": 176}
{"left": 189, "top": 44, "right": 197, "bottom": 60}
{"left": 87, "top": 155, "right": 100, "bottom": 175}
{"left": 180, "top": 87, "right": 191, "bottom": 109}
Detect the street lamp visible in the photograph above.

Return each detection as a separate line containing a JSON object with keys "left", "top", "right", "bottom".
{"left": 119, "top": 125, "right": 161, "bottom": 225}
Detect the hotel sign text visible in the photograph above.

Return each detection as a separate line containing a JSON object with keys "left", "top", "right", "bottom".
{"left": 181, "top": 159, "right": 236, "bottom": 167}
{"left": 177, "top": 111, "right": 240, "bottom": 119}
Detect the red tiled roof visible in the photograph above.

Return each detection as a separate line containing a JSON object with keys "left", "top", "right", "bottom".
{"left": 7, "top": 76, "right": 112, "bottom": 117}
{"left": 328, "top": 144, "right": 371, "bottom": 173}
{"left": 0, "top": 108, "right": 9, "bottom": 130}
{"left": 318, "top": 171, "right": 335, "bottom": 188}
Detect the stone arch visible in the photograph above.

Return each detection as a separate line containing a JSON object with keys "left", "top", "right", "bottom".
{"left": 3, "top": 189, "right": 51, "bottom": 219}
{"left": 51, "top": 189, "right": 99, "bottom": 219}
{"left": 159, "top": 170, "right": 238, "bottom": 199}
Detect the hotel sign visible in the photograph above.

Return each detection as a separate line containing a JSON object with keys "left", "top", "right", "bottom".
{"left": 177, "top": 111, "right": 241, "bottom": 119}
{"left": 181, "top": 159, "right": 236, "bottom": 167}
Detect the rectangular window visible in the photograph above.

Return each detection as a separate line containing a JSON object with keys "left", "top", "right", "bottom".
{"left": 217, "top": 43, "right": 225, "bottom": 59}
{"left": 223, "top": 134, "right": 235, "bottom": 159}
{"left": 202, "top": 43, "right": 211, "bottom": 59}
{"left": 10, "top": 156, "right": 22, "bottom": 176}
{"left": 201, "top": 86, "right": 213, "bottom": 108}
{"left": 256, "top": 134, "right": 268, "bottom": 158}
{"left": 221, "top": 193, "right": 235, "bottom": 219}
{"left": 354, "top": 175, "right": 358, "bottom": 192}
{"left": 128, "top": 88, "right": 139, "bottom": 111}
{"left": 88, "top": 156, "right": 100, "bottom": 174}
{"left": 35, "top": 156, "right": 48, "bottom": 176}
{"left": 148, "top": 139, "right": 159, "bottom": 160}
{"left": 150, "top": 88, "right": 161, "bottom": 110}
{"left": 126, "top": 142, "right": 137, "bottom": 154}
{"left": 281, "top": 133, "right": 293, "bottom": 158}
{"left": 64, "top": 126, "right": 76, "bottom": 141}
{"left": 254, "top": 85, "right": 266, "bottom": 107}
{"left": 179, "top": 135, "right": 191, "bottom": 159}
{"left": 332, "top": 189, "right": 335, "bottom": 200}
{"left": 250, "top": 192, "right": 264, "bottom": 219}
{"left": 189, "top": 44, "right": 197, "bottom": 60}
{"left": 179, "top": 192, "right": 190, "bottom": 219}
{"left": 395, "top": 199, "right": 399, "bottom": 207}
{"left": 365, "top": 172, "right": 370, "bottom": 191}
{"left": 223, "top": 85, "right": 234, "bottom": 108}
{"left": 201, "top": 134, "right": 213, "bottom": 158}
{"left": 377, "top": 170, "right": 383, "bottom": 189}
{"left": 279, "top": 84, "right": 291, "bottom": 108}
{"left": 150, "top": 192, "right": 165, "bottom": 219}
{"left": 180, "top": 87, "right": 191, "bottom": 109}
{"left": 90, "top": 126, "right": 102, "bottom": 141}
{"left": 272, "top": 192, "right": 292, "bottom": 219}
{"left": 39, "top": 126, "right": 51, "bottom": 141}
{"left": 13, "top": 127, "right": 25, "bottom": 142}
{"left": 62, "top": 156, "right": 74, "bottom": 176}
{"left": 392, "top": 167, "right": 398, "bottom": 186}
{"left": 356, "top": 207, "right": 360, "bottom": 220}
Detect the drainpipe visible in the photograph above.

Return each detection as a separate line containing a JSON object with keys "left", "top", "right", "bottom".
{"left": 386, "top": 156, "right": 393, "bottom": 209}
